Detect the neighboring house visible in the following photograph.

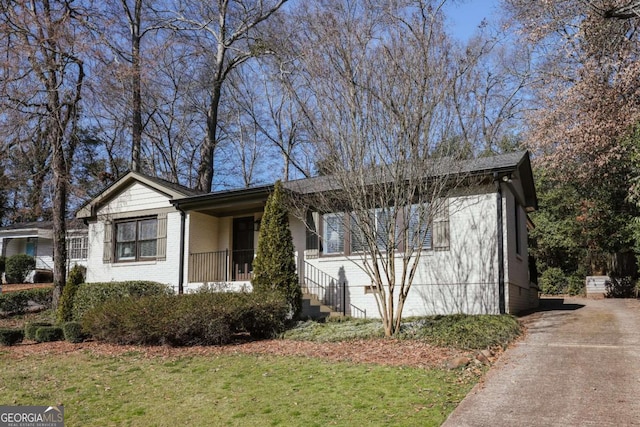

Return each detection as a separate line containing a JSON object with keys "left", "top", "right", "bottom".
{"left": 0, "top": 219, "right": 88, "bottom": 282}
{"left": 77, "top": 151, "right": 539, "bottom": 317}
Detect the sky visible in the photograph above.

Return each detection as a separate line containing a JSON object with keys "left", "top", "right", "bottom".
{"left": 443, "top": 0, "right": 502, "bottom": 41}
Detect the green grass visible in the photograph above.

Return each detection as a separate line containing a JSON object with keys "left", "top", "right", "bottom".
{"left": 0, "top": 352, "right": 475, "bottom": 426}
{"left": 284, "top": 315, "right": 522, "bottom": 349}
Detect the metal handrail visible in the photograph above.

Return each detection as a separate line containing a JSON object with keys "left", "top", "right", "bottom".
{"left": 349, "top": 304, "right": 366, "bottom": 319}
{"left": 303, "top": 261, "right": 366, "bottom": 318}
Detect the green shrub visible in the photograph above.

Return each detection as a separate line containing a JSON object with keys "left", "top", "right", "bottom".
{"left": 34, "top": 326, "right": 64, "bottom": 343}
{"left": 62, "top": 321, "right": 86, "bottom": 343}
{"left": 72, "top": 281, "right": 172, "bottom": 321}
{"left": 0, "top": 288, "right": 53, "bottom": 314}
{"left": 24, "top": 322, "right": 53, "bottom": 340}
{"left": 251, "top": 181, "right": 302, "bottom": 319}
{"left": 0, "top": 328, "right": 24, "bottom": 346}
{"left": 539, "top": 267, "right": 567, "bottom": 295}
{"left": 567, "top": 274, "right": 585, "bottom": 296}
{"left": 0, "top": 291, "right": 30, "bottom": 314}
{"left": 242, "top": 293, "right": 288, "bottom": 339}
{"left": 399, "top": 315, "right": 522, "bottom": 350}
{"left": 5, "top": 254, "right": 36, "bottom": 283}
{"left": 57, "top": 265, "right": 85, "bottom": 323}
{"left": 82, "top": 292, "right": 287, "bottom": 346}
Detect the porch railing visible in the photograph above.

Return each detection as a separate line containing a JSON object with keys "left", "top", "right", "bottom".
{"left": 188, "top": 250, "right": 228, "bottom": 283}
{"left": 188, "top": 249, "right": 257, "bottom": 283}
{"left": 303, "top": 261, "right": 366, "bottom": 318}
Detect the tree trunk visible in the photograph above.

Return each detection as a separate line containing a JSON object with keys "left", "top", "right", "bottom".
{"left": 51, "top": 144, "right": 67, "bottom": 309}
{"left": 130, "top": 0, "right": 143, "bottom": 173}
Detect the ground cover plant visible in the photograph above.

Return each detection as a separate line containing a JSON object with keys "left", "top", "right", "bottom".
{"left": 284, "top": 315, "right": 521, "bottom": 349}
{"left": 0, "top": 351, "right": 476, "bottom": 426}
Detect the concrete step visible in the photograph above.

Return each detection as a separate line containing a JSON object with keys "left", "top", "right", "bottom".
{"left": 301, "top": 293, "right": 341, "bottom": 320}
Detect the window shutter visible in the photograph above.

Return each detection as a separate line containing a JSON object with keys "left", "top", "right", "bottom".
{"left": 432, "top": 198, "right": 450, "bottom": 250}
{"left": 103, "top": 220, "right": 113, "bottom": 263}
{"left": 305, "top": 210, "right": 319, "bottom": 250}
{"left": 156, "top": 213, "right": 167, "bottom": 261}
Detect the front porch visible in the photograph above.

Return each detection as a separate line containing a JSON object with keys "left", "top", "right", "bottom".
{"left": 186, "top": 249, "right": 367, "bottom": 318}
{"left": 188, "top": 249, "right": 254, "bottom": 282}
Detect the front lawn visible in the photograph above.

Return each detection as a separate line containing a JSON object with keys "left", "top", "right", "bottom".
{"left": 0, "top": 351, "right": 475, "bottom": 426}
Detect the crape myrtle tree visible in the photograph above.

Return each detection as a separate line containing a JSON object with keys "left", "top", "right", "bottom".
{"left": 252, "top": 180, "right": 302, "bottom": 318}
{"left": 0, "top": 0, "right": 88, "bottom": 307}
{"left": 282, "top": 0, "right": 510, "bottom": 336}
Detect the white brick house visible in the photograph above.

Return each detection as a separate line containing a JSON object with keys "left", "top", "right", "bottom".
{"left": 77, "top": 151, "right": 538, "bottom": 317}
{"left": 0, "top": 220, "right": 88, "bottom": 283}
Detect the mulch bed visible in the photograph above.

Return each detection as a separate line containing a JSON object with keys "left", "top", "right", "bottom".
{"left": 1, "top": 338, "right": 487, "bottom": 370}
{"left": 1, "top": 283, "right": 53, "bottom": 293}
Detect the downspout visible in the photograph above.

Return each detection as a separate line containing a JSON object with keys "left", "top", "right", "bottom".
{"left": 177, "top": 205, "right": 186, "bottom": 295}
{"left": 494, "top": 172, "right": 506, "bottom": 314}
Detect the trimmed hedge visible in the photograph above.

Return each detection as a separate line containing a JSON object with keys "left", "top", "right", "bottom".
{"left": 62, "top": 321, "right": 86, "bottom": 343}
{"left": 82, "top": 292, "right": 288, "bottom": 346}
{"left": 0, "top": 328, "right": 24, "bottom": 346}
{"left": 0, "top": 288, "right": 53, "bottom": 314}
{"left": 35, "top": 326, "right": 64, "bottom": 343}
{"left": 72, "top": 281, "right": 173, "bottom": 321}
{"left": 25, "top": 322, "right": 53, "bottom": 340}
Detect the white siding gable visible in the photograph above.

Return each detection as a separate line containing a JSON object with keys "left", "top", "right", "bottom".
{"left": 97, "top": 182, "right": 172, "bottom": 216}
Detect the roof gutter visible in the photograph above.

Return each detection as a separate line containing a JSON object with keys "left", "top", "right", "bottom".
{"left": 176, "top": 205, "right": 186, "bottom": 295}
{"left": 494, "top": 172, "right": 506, "bottom": 315}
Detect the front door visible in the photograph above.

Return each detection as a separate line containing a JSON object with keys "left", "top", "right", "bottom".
{"left": 232, "top": 217, "right": 255, "bottom": 280}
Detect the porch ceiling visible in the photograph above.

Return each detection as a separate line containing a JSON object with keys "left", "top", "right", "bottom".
{"left": 171, "top": 185, "right": 272, "bottom": 217}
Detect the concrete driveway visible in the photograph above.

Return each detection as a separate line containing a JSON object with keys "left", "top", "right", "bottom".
{"left": 443, "top": 297, "right": 640, "bottom": 426}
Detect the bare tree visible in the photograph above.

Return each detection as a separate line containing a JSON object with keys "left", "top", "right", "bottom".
{"left": 167, "top": 0, "right": 289, "bottom": 192}
{"left": 0, "top": 0, "right": 87, "bottom": 306}
{"left": 282, "top": 0, "right": 489, "bottom": 335}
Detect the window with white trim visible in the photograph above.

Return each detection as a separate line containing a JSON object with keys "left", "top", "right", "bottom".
{"left": 115, "top": 217, "right": 158, "bottom": 262}
{"left": 67, "top": 236, "right": 88, "bottom": 260}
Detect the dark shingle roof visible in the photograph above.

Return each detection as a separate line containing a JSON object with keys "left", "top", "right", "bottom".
{"left": 283, "top": 151, "right": 531, "bottom": 195}
{"left": 0, "top": 218, "right": 87, "bottom": 232}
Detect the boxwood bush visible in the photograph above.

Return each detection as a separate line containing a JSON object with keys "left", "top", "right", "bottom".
{"left": 72, "top": 281, "right": 173, "bottom": 321}
{"left": 34, "top": 326, "right": 64, "bottom": 343}
{"left": 62, "top": 321, "right": 87, "bottom": 343}
{"left": 82, "top": 292, "right": 287, "bottom": 346}
{"left": 0, "top": 288, "right": 53, "bottom": 314}
{"left": 0, "top": 328, "right": 24, "bottom": 346}
{"left": 5, "top": 254, "right": 35, "bottom": 283}
{"left": 25, "top": 322, "right": 53, "bottom": 341}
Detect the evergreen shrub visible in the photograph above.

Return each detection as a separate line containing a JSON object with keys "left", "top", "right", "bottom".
{"left": 0, "top": 288, "right": 53, "bottom": 314}
{"left": 539, "top": 267, "right": 567, "bottom": 295}
{"left": 72, "top": 281, "right": 172, "bottom": 321}
{"left": 57, "top": 264, "right": 85, "bottom": 323}
{"left": 34, "top": 326, "right": 64, "bottom": 343}
{"left": 24, "top": 322, "right": 53, "bottom": 340}
{"left": 5, "top": 254, "right": 35, "bottom": 283}
{"left": 82, "top": 292, "right": 287, "bottom": 346}
{"left": 252, "top": 180, "right": 302, "bottom": 318}
{"left": 62, "top": 321, "right": 86, "bottom": 343}
{"left": 0, "top": 328, "right": 24, "bottom": 346}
